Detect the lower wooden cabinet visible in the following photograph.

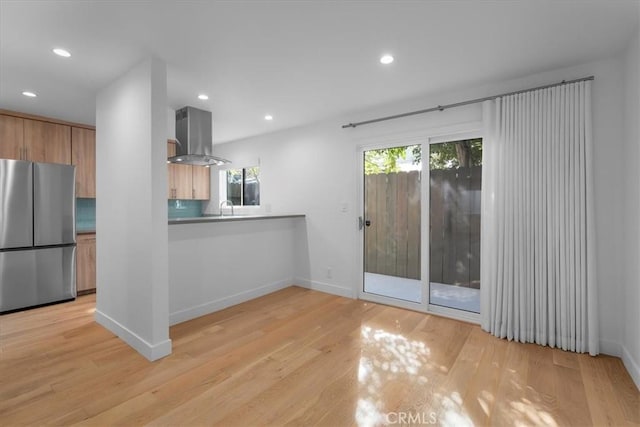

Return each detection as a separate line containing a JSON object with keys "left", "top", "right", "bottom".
{"left": 77, "top": 233, "right": 96, "bottom": 294}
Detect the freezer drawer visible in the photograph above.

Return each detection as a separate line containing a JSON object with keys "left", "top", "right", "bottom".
{"left": 0, "top": 246, "right": 76, "bottom": 313}
{"left": 34, "top": 162, "right": 76, "bottom": 246}
{"left": 0, "top": 160, "right": 33, "bottom": 249}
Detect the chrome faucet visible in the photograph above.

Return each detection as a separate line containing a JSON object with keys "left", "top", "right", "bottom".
{"left": 220, "top": 200, "right": 234, "bottom": 216}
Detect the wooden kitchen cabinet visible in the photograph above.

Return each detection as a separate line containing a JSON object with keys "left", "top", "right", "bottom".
{"left": 0, "top": 114, "right": 24, "bottom": 160}
{"left": 0, "top": 115, "right": 71, "bottom": 164}
{"left": 191, "top": 165, "right": 210, "bottom": 200}
{"left": 168, "top": 163, "right": 193, "bottom": 199}
{"left": 23, "top": 119, "right": 71, "bottom": 164}
{"left": 167, "top": 140, "right": 177, "bottom": 158}
{"left": 167, "top": 141, "right": 177, "bottom": 199}
{"left": 71, "top": 127, "right": 96, "bottom": 197}
{"left": 76, "top": 233, "right": 96, "bottom": 294}
{"left": 168, "top": 141, "right": 191, "bottom": 199}
{"left": 167, "top": 140, "right": 210, "bottom": 200}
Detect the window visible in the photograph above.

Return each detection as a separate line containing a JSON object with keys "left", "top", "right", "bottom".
{"left": 220, "top": 167, "right": 260, "bottom": 206}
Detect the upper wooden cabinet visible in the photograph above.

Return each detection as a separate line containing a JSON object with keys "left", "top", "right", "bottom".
{"left": 72, "top": 127, "right": 96, "bottom": 198}
{"left": 168, "top": 163, "right": 193, "bottom": 199}
{"left": 167, "top": 141, "right": 185, "bottom": 199}
{"left": 192, "top": 165, "right": 210, "bottom": 200}
{"left": 167, "top": 140, "right": 210, "bottom": 200}
{"left": 0, "top": 114, "right": 72, "bottom": 164}
{"left": 167, "top": 140, "right": 177, "bottom": 157}
{"left": 0, "top": 115, "right": 24, "bottom": 160}
{"left": 23, "top": 119, "right": 71, "bottom": 164}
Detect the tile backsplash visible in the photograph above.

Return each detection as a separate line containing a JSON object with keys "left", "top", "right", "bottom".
{"left": 75, "top": 198, "right": 203, "bottom": 231}
{"left": 76, "top": 198, "right": 96, "bottom": 231}
{"left": 168, "top": 200, "right": 203, "bottom": 219}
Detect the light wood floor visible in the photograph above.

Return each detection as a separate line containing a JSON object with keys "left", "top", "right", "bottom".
{"left": 1, "top": 287, "right": 638, "bottom": 426}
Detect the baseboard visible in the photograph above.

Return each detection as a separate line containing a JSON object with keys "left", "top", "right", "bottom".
{"left": 600, "top": 339, "right": 622, "bottom": 357}
{"left": 94, "top": 310, "right": 172, "bottom": 361}
{"left": 295, "top": 278, "right": 356, "bottom": 299}
{"left": 169, "top": 278, "right": 292, "bottom": 325}
{"left": 622, "top": 345, "right": 640, "bottom": 390}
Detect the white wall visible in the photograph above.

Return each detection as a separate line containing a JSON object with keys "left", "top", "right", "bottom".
{"left": 168, "top": 107, "right": 176, "bottom": 139}
{"left": 168, "top": 218, "right": 301, "bottom": 324}
{"left": 623, "top": 21, "right": 640, "bottom": 387}
{"left": 95, "top": 57, "right": 171, "bottom": 361}
{"left": 214, "top": 55, "right": 629, "bottom": 358}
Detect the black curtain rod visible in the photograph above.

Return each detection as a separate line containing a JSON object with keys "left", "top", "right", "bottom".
{"left": 341, "top": 75, "right": 595, "bottom": 129}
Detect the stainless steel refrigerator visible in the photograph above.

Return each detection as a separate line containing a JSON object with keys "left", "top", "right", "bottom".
{"left": 0, "top": 159, "right": 76, "bottom": 313}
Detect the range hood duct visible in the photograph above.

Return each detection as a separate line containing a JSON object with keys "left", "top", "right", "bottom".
{"left": 169, "top": 106, "right": 231, "bottom": 166}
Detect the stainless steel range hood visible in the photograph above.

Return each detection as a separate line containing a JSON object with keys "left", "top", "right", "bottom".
{"left": 169, "top": 106, "right": 231, "bottom": 166}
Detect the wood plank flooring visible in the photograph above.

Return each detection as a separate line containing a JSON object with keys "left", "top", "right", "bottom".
{"left": 1, "top": 286, "right": 638, "bottom": 426}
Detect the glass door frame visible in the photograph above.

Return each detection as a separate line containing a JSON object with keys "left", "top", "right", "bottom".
{"left": 356, "top": 125, "right": 483, "bottom": 324}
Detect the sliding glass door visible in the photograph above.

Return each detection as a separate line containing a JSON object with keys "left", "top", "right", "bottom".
{"left": 360, "top": 136, "right": 482, "bottom": 319}
{"left": 428, "top": 139, "right": 482, "bottom": 314}
{"left": 362, "top": 144, "right": 422, "bottom": 305}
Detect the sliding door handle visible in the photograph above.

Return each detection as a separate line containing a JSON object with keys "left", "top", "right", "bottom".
{"left": 358, "top": 217, "right": 372, "bottom": 230}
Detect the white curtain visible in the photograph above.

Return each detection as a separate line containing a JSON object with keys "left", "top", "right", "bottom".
{"left": 480, "top": 80, "right": 598, "bottom": 355}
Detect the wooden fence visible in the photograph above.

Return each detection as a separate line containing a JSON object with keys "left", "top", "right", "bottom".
{"left": 364, "top": 171, "right": 421, "bottom": 279}
{"left": 364, "top": 167, "right": 481, "bottom": 287}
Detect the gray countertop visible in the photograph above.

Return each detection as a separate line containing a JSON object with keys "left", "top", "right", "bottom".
{"left": 168, "top": 214, "right": 305, "bottom": 225}
{"left": 75, "top": 214, "right": 305, "bottom": 232}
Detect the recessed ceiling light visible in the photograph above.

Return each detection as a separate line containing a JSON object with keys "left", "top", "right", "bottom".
{"left": 198, "top": 94, "right": 209, "bottom": 100}
{"left": 53, "top": 48, "right": 71, "bottom": 58}
{"left": 22, "top": 91, "right": 37, "bottom": 97}
{"left": 264, "top": 114, "right": 273, "bottom": 121}
{"left": 380, "top": 54, "right": 394, "bottom": 65}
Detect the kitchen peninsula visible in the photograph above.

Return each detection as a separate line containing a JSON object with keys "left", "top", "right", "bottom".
{"left": 169, "top": 213, "right": 304, "bottom": 225}
{"left": 168, "top": 214, "right": 306, "bottom": 325}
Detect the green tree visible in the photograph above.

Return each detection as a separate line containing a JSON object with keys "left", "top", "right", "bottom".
{"left": 412, "top": 138, "right": 482, "bottom": 170}
{"left": 364, "top": 147, "right": 408, "bottom": 174}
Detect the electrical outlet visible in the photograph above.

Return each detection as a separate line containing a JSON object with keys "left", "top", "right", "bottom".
{"left": 340, "top": 202, "right": 348, "bottom": 213}
{"left": 326, "top": 267, "right": 332, "bottom": 279}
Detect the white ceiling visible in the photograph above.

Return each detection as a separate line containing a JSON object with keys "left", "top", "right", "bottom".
{"left": 1, "top": 1, "right": 638, "bottom": 143}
